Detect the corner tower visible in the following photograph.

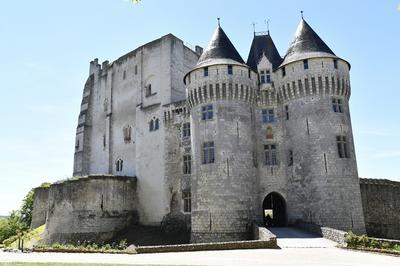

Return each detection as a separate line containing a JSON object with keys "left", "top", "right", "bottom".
{"left": 276, "top": 18, "right": 365, "bottom": 233}
{"left": 185, "top": 24, "right": 259, "bottom": 242}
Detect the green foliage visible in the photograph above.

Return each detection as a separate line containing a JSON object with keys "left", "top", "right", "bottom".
{"left": 0, "top": 188, "right": 36, "bottom": 245}
{"left": 34, "top": 239, "right": 133, "bottom": 254}
{"left": 345, "top": 231, "right": 399, "bottom": 254}
{"left": 39, "top": 182, "right": 51, "bottom": 188}
{"left": 20, "top": 190, "right": 34, "bottom": 228}
{"left": 0, "top": 211, "right": 25, "bottom": 244}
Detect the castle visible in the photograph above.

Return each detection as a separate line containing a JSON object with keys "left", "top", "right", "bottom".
{"left": 34, "top": 17, "right": 382, "bottom": 244}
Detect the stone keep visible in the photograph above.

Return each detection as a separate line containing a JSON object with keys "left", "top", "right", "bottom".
{"left": 62, "top": 17, "right": 369, "bottom": 244}
{"left": 185, "top": 26, "right": 259, "bottom": 242}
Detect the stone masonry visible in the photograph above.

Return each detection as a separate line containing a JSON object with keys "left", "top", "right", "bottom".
{"left": 33, "top": 17, "right": 400, "bottom": 244}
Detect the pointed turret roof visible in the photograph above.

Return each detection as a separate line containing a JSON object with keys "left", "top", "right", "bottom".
{"left": 247, "top": 33, "right": 283, "bottom": 71}
{"left": 280, "top": 18, "right": 339, "bottom": 67}
{"left": 195, "top": 26, "right": 246, "bottom": 68}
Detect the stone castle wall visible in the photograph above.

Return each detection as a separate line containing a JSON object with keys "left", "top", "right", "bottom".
{"left": 43, "top": 175, "right": 138, "bottom": 244}
{"left": 360, "top": 178, "right": 400, "bottom": 239}
{"left": 30, "top": 187, "right": 49, "bottom": 229}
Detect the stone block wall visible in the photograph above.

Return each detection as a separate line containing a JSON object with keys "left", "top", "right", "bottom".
{"left": 43, "top": 175, "right": 138, "bottom": 244}
{"left": 360, "top": 178, "right": 400, "bottom": 240}
{"left": 30, "top": 187, "right": 50, "bottom": 229}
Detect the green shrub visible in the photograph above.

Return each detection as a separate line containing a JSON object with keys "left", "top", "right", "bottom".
{"left": 118, "top": 239, "right": 128, "bottom": 250}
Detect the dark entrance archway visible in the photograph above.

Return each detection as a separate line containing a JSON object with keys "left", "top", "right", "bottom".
{"left": 263, "top": 192, "right": 287, "bottom": 227}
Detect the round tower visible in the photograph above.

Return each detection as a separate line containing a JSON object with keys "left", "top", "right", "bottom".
{"left": 276, "top": 18, "right": 365, "bottom": 233}
{"left": 184, "top": 24, "right": 259, "bottom": 243}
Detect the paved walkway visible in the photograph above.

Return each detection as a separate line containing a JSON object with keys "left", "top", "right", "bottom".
{"left": 268, "top": 227, "right": 337, "bottom": 248}
{"left": 1, "top": 247, "right": 399, "bottom": 265}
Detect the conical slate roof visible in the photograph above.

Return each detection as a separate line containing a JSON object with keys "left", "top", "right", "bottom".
{"left": 280, "top": 18, "right": 337, "bottom": 67}
{"left": 247, "top": 33, "right": 283, "bottom": 71}
{"left": 195, "top": 26, "right": 246, "bottom": 68}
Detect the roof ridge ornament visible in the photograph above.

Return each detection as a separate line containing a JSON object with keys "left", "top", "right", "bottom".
{"left": 301, "top": 10, "right": 304, "bottom": 19}
{"left": 252, "top": 22, "right": 256, "bottom": 36}
{"left": 265, "top": 19, "right": 270, "bottom": 35}
{"left": 217, "top": 17, "right": 221, "bottom": 27}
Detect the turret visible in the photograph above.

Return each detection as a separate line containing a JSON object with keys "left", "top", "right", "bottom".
{"left": 276, "top": 17, "right": 365, "bottom": 233}
{"left": 185, "top": 23, "right": 259, "bottom": 243}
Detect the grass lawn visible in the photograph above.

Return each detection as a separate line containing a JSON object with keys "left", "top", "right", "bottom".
{"left": 0, "top": 263, "right": 169, "bottom": 266}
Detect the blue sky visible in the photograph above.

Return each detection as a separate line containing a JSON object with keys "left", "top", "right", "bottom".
{"left": 0, "top": 0, "right": 399, "bottom": 215}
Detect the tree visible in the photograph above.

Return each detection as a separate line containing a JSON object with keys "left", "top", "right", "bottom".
{"left": 19, "top": 189, "right": 34, "bottom": 229}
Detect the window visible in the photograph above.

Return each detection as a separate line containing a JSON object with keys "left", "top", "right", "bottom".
{"left": 134, "top": 65, "right": 138, "bottom": 75}
{"left": 248, "top": 69, "right": 251, "bottom": 78}
{"left": 149, "top": 120, "right": 154, "bottom": 131}
{"left": 75, "top": 140, "right": 80, "bottom": 150}
{"left": 282, "top": 67, "right": 286, "bottom": 77}
{"left": 332, "top": 98, "right": 343, "bottom": 113}
{"left": 259, "top": 70, "right": 271, "bottom": 84}
{"left": 149, "top": 118, "right": 160, "bottom": 132}
{"left": 145, "top": 84, "right": 152, "bottom": 97}
{"left": 288, "top": 150, "right": 293, "bottom": 166}
{"left": 204, "top": 67, "right": 208, "bottom": 77}
{"left": 154, "top": 118, "right": 159, "bottom": 130}
{"left": 116, "top": 159, "right": 123, "bottom": 172}
{"left": 202, "top": 141, "right": 215, "bottom": 164}
{"left": 303, "top": 59, "right": 309, "bottom": 70}
{"left": 260, "top": 71, "right": 265, "bottom": 84}
{"left": 264, "top": 144, "right": 278, "bottom": 165}
{"left": 123, "top": 125, "right": 132, "bottom": 143}
{"left": 201, "top": 105, "right": 213, "bottom": 120}
{"left": 182, "top": 122, "right": 190, "bottom": 138}
{"left": 182, "top": 191, "right": 191, "bottom": 213}
{"left": 183, "top": 155, "right": 191, "bottom": 174}
{"left": 266, "top": 70, "right": 271, "bottom": 83}
{"left": 266, "top": 126, "right": 273, "bottom": 139}
{"left": 228, "top": 65, "right": 233, "bottom": 75}
{"left": 333, "top": 59, "right": 338, "bottom": 69}
{"left": 337, "top": 136, "right": 350, "bottom": 158}
{"left": 285, "top": 105, "right": 289, "bottom": 120}
{"left": 262, "top": 109, "right": 274, "bottom": 123}
{"left": 123, "top": 70, "right": 126, "bottom": 80}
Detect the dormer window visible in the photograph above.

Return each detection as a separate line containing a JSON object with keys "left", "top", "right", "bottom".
{"left": 260, "top": 71, "right": 265, "bottom": 84}
{"left": 303, "top": 59, "right": 309, "bottom": 70}
{"left": 266, "top": 70, "right": 271, "bottom": 83}
{"left": 228, "top": 65, "right": 233, "bottom": 75}
{"left": 333, "top": 59, "right": 338, "bottom": 69}
{"left": 260, "top": 70, "right": 271, "bottom": 84}
{"left": 204, "top": 67, "right": 209, "bottom": 77}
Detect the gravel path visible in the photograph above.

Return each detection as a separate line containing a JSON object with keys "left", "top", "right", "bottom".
{"left": 1, "top": 247, "right": 399, "bottom": 265}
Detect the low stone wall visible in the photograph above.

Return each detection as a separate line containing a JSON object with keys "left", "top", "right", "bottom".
{"left": 360, "top": 178, "right": 400, "bottom": 240}
{"left": 136, "top": 239, "right": 277, "bottom": 253}
{"left": 43, "top": 175, "right": 138, "bottom": 244}
{"left": 31, "top": 187, "right": 50, "bottom": 229}
{"left": 295, "top": 221, "right": 347, "bottom": 245}
{"left": 252, "top": 223, "right": 277, "bottom": 241}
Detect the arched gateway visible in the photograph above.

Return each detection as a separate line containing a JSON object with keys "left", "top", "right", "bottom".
{"left": 263, "top": 192, "right": 287, "bottom": 227}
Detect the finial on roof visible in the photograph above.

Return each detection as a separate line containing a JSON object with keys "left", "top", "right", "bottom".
{"left": 252, "top": 22, "right": 256, "bottom": 36}
{"left": 217, "top": 17, "right": 221, "bottom": 27}
{"left": 301, "top": 10, "right": 304, "bottom": 19}
{"left": 265, "top": 19, "right": 270, "bottom": 35}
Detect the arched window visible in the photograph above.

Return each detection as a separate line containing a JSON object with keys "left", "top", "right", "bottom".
{"left": 154, "top": 118, "right": 159, "bottom": 130}
{"left": 116, "top": 159, "right": 123, "bottom": 172}
{"left": 149, "top": 120, "right": 154, "bottom": 131}
{"left": 266, "top": 126, "right": 274, "bottom": 140}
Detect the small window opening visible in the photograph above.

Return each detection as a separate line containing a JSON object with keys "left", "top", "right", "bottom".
{"left": 202, "top": 141, "right": 215, "bottom": 164}
{"left": 201, "top": 105, "right": 213, "bottom": 120}
{"left": 204, "top": 67, "right": 208, "bottom": 77}
{"left": 228, "top": 65, "right": 233, "bottom": 75}
{"left": 303, "top": 59, "right": 309, "bottom": 70}
{"left": 264, "top": 144, "right": 278, "bottom": 165}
